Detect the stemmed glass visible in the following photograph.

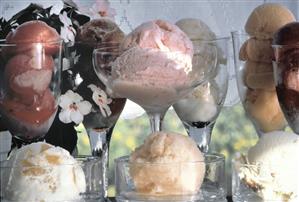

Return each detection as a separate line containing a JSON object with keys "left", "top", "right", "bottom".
{"left": 64, "top": 42, "right": 126, "bottom": 197}
{"left": 0, "top": 39, "right": 62, "bottom": 143}
{"left": 93, "top": 47, "right": 217, "bottom": 134}
{"left": 232, "top": 31, "right": 287, "bottom": 136}
{"left": 173, "top": 37, "right": 230, "bottom": 153}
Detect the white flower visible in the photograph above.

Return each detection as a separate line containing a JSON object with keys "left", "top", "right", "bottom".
{"left": 59, "top": 90, "right": 92, "bottom": 124}
{"left": 88, "top": 84, "right": 112, "bottom": 117}
{"left": 80, "top": 0, "right": 116, "bottom": 20}
{"left": 59, "top": 11, "right": 76, "bottom": 43}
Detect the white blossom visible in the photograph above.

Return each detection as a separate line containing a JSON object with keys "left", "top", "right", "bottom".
{"left": 80, "top": 0, "right": 116, "bottom": 20}
{"left": 88, "top": 84, "right": 112, "bottom": 117}
{"left": 59, "top": 90, "right": 92, "bottom": 124}
{"left": 59, "top": 11, "right": 76, "bottom": 43}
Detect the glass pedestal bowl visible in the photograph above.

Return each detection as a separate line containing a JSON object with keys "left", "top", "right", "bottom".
{"left": 232, "top": 31, "right": 287, "bottom": 137}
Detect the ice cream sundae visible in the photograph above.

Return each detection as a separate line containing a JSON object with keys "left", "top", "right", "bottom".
{"left": 94, "top": 19, "right": 194, "bottom": 111}
{"left": 239, "top": 3, "right": 294, "bottom": 132}
{"left": 0, "top": 20, "right": 61, "bottom": 140}
{"left": 0, "top": 142, "right": 86, "bottom": 202}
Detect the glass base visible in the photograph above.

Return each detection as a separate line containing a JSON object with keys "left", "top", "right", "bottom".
{"left": 116, "top": 187, "right": 227, "bottom": 202}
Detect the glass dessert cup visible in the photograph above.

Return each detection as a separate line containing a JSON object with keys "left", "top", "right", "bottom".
{"left": 64, "top": 42, "right": 126, "bottom": 198}
{"left": 93, "top": 46, "right": 217, "bottom": 133}
{"left": 173, "top": 37, "right": 229, "bottom": 153}
{"left": 272, "top": 44, "right": 299, "bottom": 134}
{"left": 115, "top": 153, "right": 226, "bottom": 202}
{"left": 232, "top": 31, "right": 286, "bottom": 137}
{"left": 232, "top": 155, "right": 299, "bottom": 202}
{"left": 0, "top": 39, "right": 62, "bottom": 143}
{"left": 0, "top": 156, "right": 103, "bottom": 202}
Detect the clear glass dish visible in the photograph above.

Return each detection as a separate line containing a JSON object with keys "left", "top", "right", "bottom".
{"left": 115, "top": 153, "right": 226, "bottom": 202}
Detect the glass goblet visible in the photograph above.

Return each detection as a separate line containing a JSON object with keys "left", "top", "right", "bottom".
{"left": 0, "top": 39, "right": 62, "bottom": 143}
{"left": 272, "top": 44, "right": 299, "bottom": 134}
{"left": 93, "top": 46, "right": 216, "bottom": 133}
{"left": 173, "top": 37, "right": 229, "bottom": 153}
{"left": 64, "top": 42, "right": 126, "bottom": 197}
{"left": 232, "top": 31, "right": 287, "bottom": 137}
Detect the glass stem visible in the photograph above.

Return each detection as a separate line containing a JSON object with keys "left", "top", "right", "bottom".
{"left": 147, "top": 110, "right": 167, "bottom": 132}
{"left": 87, "top": 127, "right": 112, "bottom": 200}
{"left": 185, "top": 122, "right": 215, "bottom": 153}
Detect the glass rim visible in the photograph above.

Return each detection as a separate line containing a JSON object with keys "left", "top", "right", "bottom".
{"left": 0, "top": 38, "right": 63, "bottom": 46}
{"left": 231, "top": 155, "right": 293, "bottom": 167}
{"left": 272, "top": 44, "right": 299, "bottom": 48}
{"left": 0, "top": 155, "right": 101, "bottom": 169}
{"left": 231, "top": 30, "right": 248, "bottom": 36}
{"left": 191, "top": 36, "right": 230, "bottom": 43}
{"left": 115, "top": 153, "right": 225, "bottom": 165}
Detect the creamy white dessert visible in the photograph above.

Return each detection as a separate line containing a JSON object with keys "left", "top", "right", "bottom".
{"left": 236, "top": 131, "right": 299, "bottom": 201}
{"left": 1, "top": 142, "right": 86, "bottom": 202}
{"left": 129, "top": 131, "right": 205, "bottom": 195}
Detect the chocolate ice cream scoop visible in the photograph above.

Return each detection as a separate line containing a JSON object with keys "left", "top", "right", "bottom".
{"left": 76, "top": 19, "right": 125, "bottom": 46}
{"left": 273, "top": 22, "right": 299, "bottom": 133}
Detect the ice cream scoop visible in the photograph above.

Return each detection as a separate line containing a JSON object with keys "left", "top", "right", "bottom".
{"left": 245, "top": 3, "right": 295, "bottom": 39}
{"left": 245, "top": 89, "right": 286, "bottom": 132}
{"left": 103, "top": 20, "right": 194, "bottom": 109}
{"left": 175, "top": 18, "right": 216, "bottom": 40}
{"left": 129, "top": 131, "right": 205, "bottom": 195}
{"left": 5, "top": 20, "right": 61, "bottom": 55}
{"left": 237, "top": 131, "right": 299, "bottom": 201}
{"left": 76, "top": 18, "right": 125, "bottom": 45}
{"left": 1, "top": 142, "right": 86, "bottom": 202}
{"left": 239, "top": 38, "right": 273, "bottom": 63}
{"left": 4, "top": 53, "right": 54, "bottom": 105}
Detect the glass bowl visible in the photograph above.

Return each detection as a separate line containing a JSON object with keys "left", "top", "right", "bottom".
{"left": 0, "top": 156, "right": 103, "bottom": 202}
{"left": 115, "top": 153, "right": 226, "bottom": 202}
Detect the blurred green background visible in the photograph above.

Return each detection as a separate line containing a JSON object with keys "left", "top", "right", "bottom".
{"left": 76, "top": 102, "right": 258, "bottom": 196}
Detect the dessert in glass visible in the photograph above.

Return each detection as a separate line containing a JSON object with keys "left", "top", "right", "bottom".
{"left": 115, "top": 132, "right": 226, "bottom": 202}
{"left": 272, "top": 22, "right": 299, "bottom": 134}
{"left": 0, "top": 20, "right": 62, "bottom": 143}
{"left": 63, "top": 18, "right": 127, "bottom": 197}
{"left": 172, "top": 18, "right": 229, "bottom": 153}
{"left": 0, "top": 142, "right": 103, "bottom": 202}
{"left": 232, "top": 3, "right": 295, "bottom": 136}
{"left": 93, "top": 20, "right": 214, "bottom": 133}
{"left": 232, "top": 131, "right": 299, "bottom": 202}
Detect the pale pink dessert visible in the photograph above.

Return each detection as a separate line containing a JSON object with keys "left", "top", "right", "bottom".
{"left": 108, "top": 20, "right": 194, "bottom": 109}
{"left": 5, "top": 54, "right": 54, "bottom": 105}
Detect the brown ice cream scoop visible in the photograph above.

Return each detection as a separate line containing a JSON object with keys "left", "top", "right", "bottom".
{"left": 5, "top": 20, "right": 61, "bottom": 55}
{"left": 239, "top": 38, "right": 273, "bottom": 63}
{"left": 4, "top": 54, "right": 54, "bottom": 105}
{"left": 1, "top": 89, "right": 56, "bottom": 125}
{"left": 245, "top": 3, "right": 295, "bottom": 39}
{"left": 76, "top": 18, "right": 125, "bottom": 46}
{"left": 273, "top": 22, "right": 299, "bottom": 46}
{"left": 244, "top": 61, "right": 275, "bottom": 90}
{"left": 245, "top": 89, "right": 286, "bottom": 132}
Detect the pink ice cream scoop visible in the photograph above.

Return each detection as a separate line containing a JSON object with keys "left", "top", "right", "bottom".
{"left": 104, "top": 20, "right": 194, "bottom": 109}
{"left": 4, "top": 54, "right": 54, "bottom": 105}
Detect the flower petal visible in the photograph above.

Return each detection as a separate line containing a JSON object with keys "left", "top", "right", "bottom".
{"left": 59, "top": 109, "right": 72, "bottom": 123}
{"left": 70, "top": 110, "right": 84, "bottom": 125}
{"left": 77, "top": 101, "right": 92, "bottom": 115}
{"left": 59, "top": 94, "right": 73, "bottom": 109}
